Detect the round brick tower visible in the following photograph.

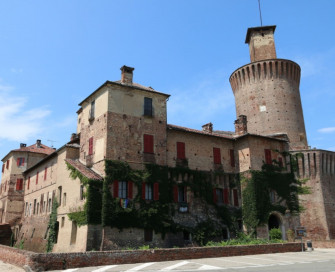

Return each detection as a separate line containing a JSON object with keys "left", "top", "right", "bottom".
{"left": 229, "top": 26, "right": 308, "bottom": 150}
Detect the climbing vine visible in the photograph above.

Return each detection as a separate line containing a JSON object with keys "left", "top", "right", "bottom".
{"left": 242, "top": 153, "right": 310, "bottom": 235}
{"left": 46, "top": 199, "right": 59, "bottom": 252}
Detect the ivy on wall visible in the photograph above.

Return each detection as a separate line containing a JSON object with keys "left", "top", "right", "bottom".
{"left": 46, "top": 199, "right": 59, "bottom": 252}
{"left": 241, "top": 154, "right": 310, "bottom": 235}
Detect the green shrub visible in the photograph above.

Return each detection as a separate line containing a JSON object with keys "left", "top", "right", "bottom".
{"left": 269, "top": 228, "right": 282, "bottom": 240}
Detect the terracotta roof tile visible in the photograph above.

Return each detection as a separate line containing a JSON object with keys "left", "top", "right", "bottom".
{"left": 12, "top": 143, "right": 55, "bottom": 155}
{"left": 167, "top": 124, "right": 234, "bottom": 140}
{"left": 65, "top": 159, "right": 103, "bottom": 181}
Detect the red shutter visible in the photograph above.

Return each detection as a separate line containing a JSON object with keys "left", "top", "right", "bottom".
{"left": 142, "top": 183, "right": 146, "bottom": 200}
{"left": 36, "top": 172, "right": 39, "bottom": 184}
{"left": 17, "top": 158, "right": 20, "bottom": 166}
{"left": 113, "top": 180, "right": 119, "bottom": 198}
{"left": 265, "top": 149, "right": 272, "bottom": 164}
{"left": 233, "top": 189, "right": 239, "bottom": 207}
{"left": 153, "top": 182, "right": 159, "bottom": 201}
{"left": 22, "top": 158, "right": 25, "bottom": 166}
{"left": 16, "top": 179, "right": 20, "bottom": 191}
{"left": 177, "top": 142, "right": 185, "bottom": 159}
{"left": 88, "top": 137, "right": 93, "bottom": 155}
{"left": 144, "top": 134, "right": 154, "bottom": 153}
{"left": 44, "top": 167, "right": 47, "bottom": 181}
{"left": 128, "top": 181, "right": 133, "bottom": 199}
{"left": 213, "top": 148, "right": 221, "bottom": 164}
{"left": 230, "top": 150, "right": 235, "bottom": 167}
{"left": 6, "top": 160, "right": 9, "bottom": 169}
{"left": 223, "top": 188, "right": 229, "bottom": 204}
{"left": 173, "top": 185, "right": 178, "bottom": 202}
{"left": 213, "top": 188, "right": 217, "bottom": 203}
{"left": 278, "top": 157, "right": 283, "bottom": 167}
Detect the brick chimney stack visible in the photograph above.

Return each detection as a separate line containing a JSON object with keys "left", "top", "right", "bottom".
{"left": 120, "top": 65, "right": 135, "bottom": 84}
{"left": 245, "top": 25, "right": 277, "bottom": 62}
{"left": 202, "top": 123, "right": 213, "bottom": 133}
{"left": 234, "top": 115, "right": 248, "bottom": 136}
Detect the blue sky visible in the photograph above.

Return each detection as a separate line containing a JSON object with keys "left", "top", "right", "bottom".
{"left": 0, "top": 0, "right": 334, "bottom": 170}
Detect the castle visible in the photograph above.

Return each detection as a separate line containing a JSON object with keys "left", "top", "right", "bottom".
{"left": 0, "top": 25, "right": 334, "bottom": 252}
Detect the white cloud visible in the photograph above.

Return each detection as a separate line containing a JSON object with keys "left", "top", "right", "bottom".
{"left": 167, "top": 70, "right": 235, "bottom": 128}
{"left": 0, "top": 85, "right": 51, "bottom": 141}
{"left": 318, "top": 127, "right": 335, "bottom": 133}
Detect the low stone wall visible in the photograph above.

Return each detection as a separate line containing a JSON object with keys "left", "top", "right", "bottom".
{"left": 312, "top": 240, "right": 335, "bottom": 248}
{"left": 0, "top": 243, "right": 302, "bottom": 271}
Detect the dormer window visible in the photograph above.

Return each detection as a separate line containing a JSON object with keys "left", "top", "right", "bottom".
{"left": 144, "top": 97, "right": 152, "bottom": 116}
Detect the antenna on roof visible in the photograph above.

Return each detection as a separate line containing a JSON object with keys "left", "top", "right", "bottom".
{"left": 47, "top": 139, "right": 57, "bottom": 148}
{"left": 258, "top": 0, "right": 263, "bottom": 26}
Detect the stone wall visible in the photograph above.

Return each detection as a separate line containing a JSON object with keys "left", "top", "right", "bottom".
{"left": 0, "top": 243, "right": 302, "bottom": 271}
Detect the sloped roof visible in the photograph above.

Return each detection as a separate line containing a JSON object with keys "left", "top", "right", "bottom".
{"left": 65, "top": 159, "right": 103, "bottom": 181}
{"left": 167, "top": 124, "right": 234, "bottom": 140}
{"left": 78, "top": 80, "right": 170, "bottom": 106}
{"left": 12, "top": 143, "right": 55, "bottom": 155}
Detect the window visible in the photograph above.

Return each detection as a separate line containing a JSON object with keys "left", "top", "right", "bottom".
{"left": 37, "top": 203, "right": 40, "bottom": 215}
{"left": 114, "top": 180, "right": 133, "bottom": 199}
{"left": 33, "top": 199, "right": 37, "bottom": 215}
{"left": 16, "top": 179, "right": 23, "bottom": 191}
{"left": 223, "top": 188, "right": 229, "bottom": 204}
{"left": 63, "top": 193, "right": 66, "bottom": 206}
{"left": 233, "top": 189, "right": 239, "bottom": 207}
{"left": 143, "top": 134, "right": 154, "bottom": 153}
{"left": 89, "top": 100, "right": 95, "bottom": 120}
{"left": 61, "top": 217, "right": 65, "bottom": 227}
{"left": 1, "top": 164, "right": 4, "bottom": 173}
{"left": 265, "top": 149, "right": 272, "bottom": 165}
{"left": 17, "top": 157, "right": 25, "bottom": 167}
{"left": 44, "top": 167, "right": 48, "bottom": 181}
{"left": 36, "top": 171, "right": 39, "bottom": 184}
{"left": 6, "top": 160, "right": 9, "bottom": 169}
{"left": 88, "top": 137, "right": 93, "bottom": 155}
{"left": 174, "top": 185, "right": 187, "bottom": 203}
{"left": 58, "top": 186, "right": 62, "bottom": 205}
{"left": 213, "top": 188, "right": 223, "bottom": 204}
{"left": 144, "top": 228, "right": 153, "bottom": 242}
{"left": 177, "top": 142, "right": 186, "bottom": 160}
{"left": 213, "top": 148, "right": 221, "bottom": 164}
{"left": 48, "top": 198, "right": 51, "bottom": 212}
{"left": 229, "top": 149, "right": 235, "bottom": 167}
{"left": 70, "top": 222, "right": 77, "bottom": 245}
{"left": 278, "top": 157, "right": 283, "bottom": 168}
{"left": 144, "top": 183, "right": 153, "bottom": 200}
{"left": 27, "top": 177, "right": 30, "bottom": 190}
{"left": 142, "top": 182, "right": 159, "bottom": 201}
{"left": 80, "top": 185, "right": 85, "bottom": 200}
{"left": 144, "top": 97, "right": 153, "bottom": 116}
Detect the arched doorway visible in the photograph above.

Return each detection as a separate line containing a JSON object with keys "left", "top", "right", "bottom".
{"left": 268, "top": 214, "right": 280, "bottom": 229}
{"left": 268, "top": 213, "right": 285, "bottom": 239}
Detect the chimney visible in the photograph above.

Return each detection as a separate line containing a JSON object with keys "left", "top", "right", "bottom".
{"left": 20, "top": 143, "right": 26, "bottom": 148}
{"left": 36, "top": 139, "right": 41, "bottom": 148}
{"left": 120, "top": 65, "right": 135, "bottom": 84}
{"left": 234, "top": 115, "right": 248, "bottom": 136}
{"left": 245, "top": 25, "right": 277, "bottom": 62}
{"left": 71, "top": 133, "right": 77, "bottom": 141}
{"left": 202, "top": 122, "right": 213, "bottom": 133}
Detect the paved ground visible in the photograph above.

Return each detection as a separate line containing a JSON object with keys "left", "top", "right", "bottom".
{"left": 51, "top": 249, "right": 335, "bottom": 272}
{"left": 1, "top": 249, "right": 334, "bottom": 272}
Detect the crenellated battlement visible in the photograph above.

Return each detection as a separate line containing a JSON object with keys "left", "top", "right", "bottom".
{"left": 229, "top": 59, "right": 301, "bottom": 92}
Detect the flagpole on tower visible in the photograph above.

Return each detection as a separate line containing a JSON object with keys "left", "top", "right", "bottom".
{"left": 258, "top": 0, "right": 263, "bottom": 26}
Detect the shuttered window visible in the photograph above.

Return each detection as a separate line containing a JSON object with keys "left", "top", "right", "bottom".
{"left": 177, "top": 142, "right": 186, "bottom": 159}
{"left": 44, "top": 167, "right": 48, "bottom": 181}
{"left": 17, "top": 157, "right": 25, "bottom": 167}
{"left": 1, "top": 164, "right": 4, "bottom": 173}
{"left": 88, "top": 137, "right": 93, "bottom": 155}
{"left": 144, "top": 97, "right": 153, "bottom": 116}
{"left": 16, "top": 179, "right": 23, "bottom": 191}
{"left": 6, "top": 160, "right": 9, "bottom": 169}
{"left": 143, "top": 134, "right": 154, "bottom": 153}
{"left": 265, "top": 149, "right": 272, "bottom": 165}
{"left": 36, "top": 172, "right": 39, "bottom": 184}
{"left": 27, "top": 177, "right": 30, "bottom": 190}
{"left": 213, "top": 148, "right": 221, "bottom": 164}
{"left": 223, "top": 188, "right": 229, "bottom": 204}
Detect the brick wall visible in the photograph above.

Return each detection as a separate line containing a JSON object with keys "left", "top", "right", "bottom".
{"left": 0, "top": 243, "right": 302, "bottom": 271}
